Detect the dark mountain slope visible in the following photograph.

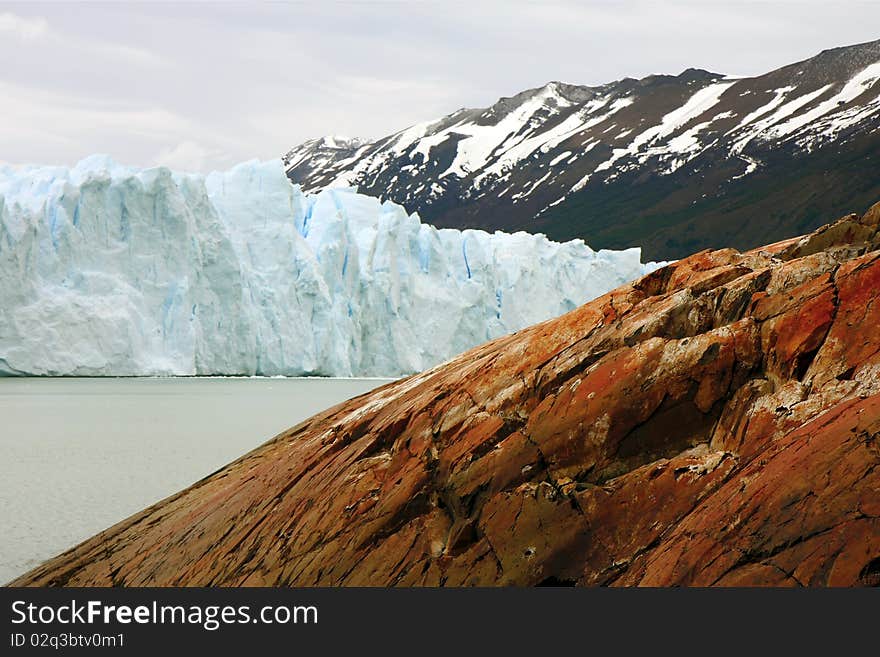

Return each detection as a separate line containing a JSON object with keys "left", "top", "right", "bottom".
{"left": 285, "top": 39, "right": 880, "bottom": 260}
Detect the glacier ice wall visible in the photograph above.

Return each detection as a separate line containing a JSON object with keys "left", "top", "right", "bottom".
{"left": 0, "top": 157, "right": 659, "bottom": 376}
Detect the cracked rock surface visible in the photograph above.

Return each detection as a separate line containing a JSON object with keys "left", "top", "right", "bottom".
{"left": 13, "top": 203, "right": 880, "bottom": 587}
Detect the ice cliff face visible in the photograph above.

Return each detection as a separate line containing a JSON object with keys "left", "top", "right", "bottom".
{"left": 0, "top": 157, "right": 658, "bottom": 377}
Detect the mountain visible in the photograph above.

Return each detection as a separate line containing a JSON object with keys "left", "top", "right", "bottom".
{"left": 0, "top": 157, "right": 656, "bottom": 377}
{"left": 15, "top": 200, "right": 880, "bottom": 586}
{"left": 284, "top": 39, "right": 880, "bottom": 261}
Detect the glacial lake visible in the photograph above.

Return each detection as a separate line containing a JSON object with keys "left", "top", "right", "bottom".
{"left": 0, "top": 376, "right": 392, "bottom": 584}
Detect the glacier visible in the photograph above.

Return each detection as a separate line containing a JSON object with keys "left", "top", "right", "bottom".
{"left": 0, "top": 157, "right": 660, "bottom": 377}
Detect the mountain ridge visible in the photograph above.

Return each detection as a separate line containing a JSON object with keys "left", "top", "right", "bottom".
{"left": 284, "top": 39, "right": 880, "bottom": 260}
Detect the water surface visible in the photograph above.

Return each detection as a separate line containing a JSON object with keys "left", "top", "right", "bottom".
{"left": 0, "top": 377, "right": 391, "bottom": 584}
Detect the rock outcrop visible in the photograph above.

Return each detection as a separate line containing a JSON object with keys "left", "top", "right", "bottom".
{"left": 13, "top": 203, "right": 880, "bottom": 587}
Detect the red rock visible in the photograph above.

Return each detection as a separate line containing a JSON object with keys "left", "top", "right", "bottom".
{"left": 11, "top": 203, "right": 880, "bottom": 587}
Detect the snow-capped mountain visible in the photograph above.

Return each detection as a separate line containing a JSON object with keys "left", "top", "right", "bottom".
{"left": 285, "top": 39, "right": 880, "bottom": 260}
{"left": 0, "top": 157, "right": 658, "bottom": 377}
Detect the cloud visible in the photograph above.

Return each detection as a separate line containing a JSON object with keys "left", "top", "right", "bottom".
{"left": 0, "top": 80, "right": 242, "bottom": 169}
{"left": 1, "top": 2, "right": 879, "bottom": 172}
{"left": 153, "top": 141, "right": 232, "bottom": 172}
{"left": 0, "top": 9, "right": 162, "bottom": 69}
{"left": 0, "top": 12, "right": 49, "bottom": 40}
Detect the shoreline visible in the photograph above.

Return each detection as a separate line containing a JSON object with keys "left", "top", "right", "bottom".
{"left": 0, "top": 375, "right": 401, "bottom": 381}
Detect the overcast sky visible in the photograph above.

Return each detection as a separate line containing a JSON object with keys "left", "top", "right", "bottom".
{"left": 1, "top": 1, "right": 878, "bottom": 171}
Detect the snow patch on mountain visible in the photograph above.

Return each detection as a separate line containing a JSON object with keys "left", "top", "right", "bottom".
{"left": 592, "top": 79, "right": 738, "bottom": 179}
{"left": 732, "top": 85, "right": 832, "bottom": 153}
{"left": 767, "top": 60, "right": 880, "bottom": 140}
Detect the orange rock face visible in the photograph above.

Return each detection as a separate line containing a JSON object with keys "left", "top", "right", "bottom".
{"left": 13, "top": 204, "right": 880, "bottom": 587}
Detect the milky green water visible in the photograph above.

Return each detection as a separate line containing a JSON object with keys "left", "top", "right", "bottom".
{"left": 0, "top": 377, "right": 391, "bottom": 584}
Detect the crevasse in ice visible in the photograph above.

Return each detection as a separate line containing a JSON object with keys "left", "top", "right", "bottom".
{"left": 0, "top": 157, "right": 660, "bottom": 376}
